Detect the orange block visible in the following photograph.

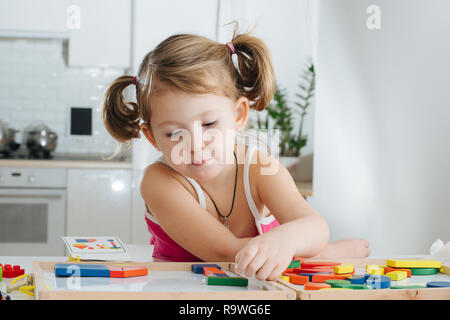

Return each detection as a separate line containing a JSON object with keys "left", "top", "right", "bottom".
{"left": 203, "top": 267, "right": 226, "bottom": 277}
{"left": 384, "top": 267, "right": 411, "bottom": 277}
{"left": 109, "top": 266, "right": 148, "bottom": 278}
{"left": 283, "top": 273, "right": 309, "bottom": 285}
{"left": 311, "top": 274, "right": 349, "bottom": 283}
{"left": 304, "top": 282, "right": 332, "bottom": 290}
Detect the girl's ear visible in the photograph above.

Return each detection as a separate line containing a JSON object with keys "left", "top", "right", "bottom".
{"left": 140, "top": 123, "right": 160, "bottom": 151}
{"left": 234, "top": 96, "right": 250, "bottom": 130}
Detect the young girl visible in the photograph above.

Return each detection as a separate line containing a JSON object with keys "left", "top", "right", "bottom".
{"left": 102, "top": 27, "right": 370, "bottom": 281}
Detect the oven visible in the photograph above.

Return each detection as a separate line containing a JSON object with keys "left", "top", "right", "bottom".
{"left": 0, "top": 167, "right": 66, "bottom": 256}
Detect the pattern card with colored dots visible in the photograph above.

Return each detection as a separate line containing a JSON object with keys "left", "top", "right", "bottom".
{"left": 62, "top": 236, "right": 130, "bottom": 261}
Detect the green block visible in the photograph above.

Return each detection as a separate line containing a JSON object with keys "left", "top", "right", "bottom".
{"left": 333, "top": 283, "right": 370, "bottom": 290}
{"left": 410, "top": 268, "right": 439, "bottom": 275}
{"left": 287, "top": 260, "right": 301, "bottom": 269}
{"left": 391, "top": 285, "right": 427, "bottom": 289}
{"left": 0, "top": 265, "right": 2, "bottom": 282}
{"left": 207, "top": 276, "right": 248, "bottom": 287}
{"left": 326, "top": 279, "right": 350, "bottom": 287}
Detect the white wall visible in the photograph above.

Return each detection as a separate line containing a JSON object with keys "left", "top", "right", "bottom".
{"left": 310, "top": 0, "right": 450, "bottom": 255}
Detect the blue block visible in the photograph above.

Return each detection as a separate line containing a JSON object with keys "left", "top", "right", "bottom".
{"left": 426, "top": 281, "right": 450, "bottom": 288}
{"left": 191, "top": 264, "right": 221, "bottom": 274}
{"left": 349, "top": 275, "right": 366, "bottom": 284}
{"left": 299, "top": 272, "right": 329, "bottom": 281}
{"left": 366, "top": 275, "right": 391, "bottom": 289}
{"left": 54, "top": 263, "right": 110, "bottom": 277}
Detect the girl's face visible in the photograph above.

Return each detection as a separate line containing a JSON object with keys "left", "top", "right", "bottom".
{"left": 142, "top": 88, "right": 249, "bottom": 182}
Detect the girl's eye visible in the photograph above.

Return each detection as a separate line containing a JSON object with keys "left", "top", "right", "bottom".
{"left": 204, "top": 121, "right": 217, "bottom": 127}
{"left": 165, "top": 121, "right": 217, "bottom": 138}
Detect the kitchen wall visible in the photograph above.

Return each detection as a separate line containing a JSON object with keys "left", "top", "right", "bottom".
{"left": 0, "top": 37, "right": 123, "bottom": 155}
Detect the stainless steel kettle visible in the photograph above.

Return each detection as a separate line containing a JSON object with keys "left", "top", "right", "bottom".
{"left": 0, "top": 120, "right": 20, "bottom": 154}
{"left": 23, "top": 123, "right": 58, "bottom": 156}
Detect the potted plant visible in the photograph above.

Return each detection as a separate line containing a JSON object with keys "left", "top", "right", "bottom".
{"left": 249, "top": 62, "right": 315, "bottom": 173}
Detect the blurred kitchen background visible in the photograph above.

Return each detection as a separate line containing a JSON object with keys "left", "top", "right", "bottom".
{"left": 0, "top": 0, "right": 449, "bottom": 256}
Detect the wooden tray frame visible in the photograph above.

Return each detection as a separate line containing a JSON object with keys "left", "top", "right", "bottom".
{"left": 32, "top": 261, "right": 296, "bottom": 300}
{"left": 276, "top": 258, "right": 450, "bottom": 300}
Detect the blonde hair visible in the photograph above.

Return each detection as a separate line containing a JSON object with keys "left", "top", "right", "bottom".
{"left": 102, "top": 22, "right": 276, "bottom": 147}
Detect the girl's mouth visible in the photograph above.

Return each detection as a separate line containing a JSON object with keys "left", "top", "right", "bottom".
{"left": 191, "top": 158, "right": 213, "bottom": 167}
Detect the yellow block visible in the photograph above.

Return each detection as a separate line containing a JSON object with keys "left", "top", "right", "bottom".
{"left": 386, "top": 259, "right": 441, "bottom": 269}
{"left": 366, "top": 265, "right": 384, "bottom": 275}
{"left": 386, "top": 271, "right": 407, "bottom": 281}
{"left": 334, "top": 264, "right": 354, "bottom": 274}
{"left": 279, "top": 276, "right": 290, "bottom": 282}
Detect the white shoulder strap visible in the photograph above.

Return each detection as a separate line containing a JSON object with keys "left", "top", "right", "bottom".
{"left": 243, "top": 144, "right": 262, "bottom": 220}
{"left": 184, "top": 177, "right": 207, "bottom": 209}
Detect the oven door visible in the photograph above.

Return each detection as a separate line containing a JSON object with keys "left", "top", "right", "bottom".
{"left": 0, "top": 188, "right": 66, "bottom": 256}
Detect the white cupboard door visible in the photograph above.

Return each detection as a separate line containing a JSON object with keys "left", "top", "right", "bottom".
{"left": 68, "top": 0, "right": 131, "bottom": 67}
{"left": 0, "top": 0, "right": 69, "bottom": 34}
{"left": 67, "top": 168, "right": 131, "bottom": 242}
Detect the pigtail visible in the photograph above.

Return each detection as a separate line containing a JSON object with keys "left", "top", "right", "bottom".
{"left": 228, "top": 22, "right": 276, "bottom": 111}
{"left": 102, "top": 75, "right": 141, "bottom": 143}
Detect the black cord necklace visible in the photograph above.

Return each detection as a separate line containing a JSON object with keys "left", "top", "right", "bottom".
{"left": 201, "top": 150, "right": 238, "bottom": 229}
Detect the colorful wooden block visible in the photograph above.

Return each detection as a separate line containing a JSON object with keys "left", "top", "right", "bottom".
{"left": 311, "top": 274, "right": 349, "bottom": 283}
{"left": 333, "top": 283, "right": 370, "bottom": 290}
{"left": 325, "top": 279, "right": 350, "bottom": 287}
{"left": 287, "top": 274, "right": 309, "bottom": 285}
{"left": 294, "top": 267, "right": 335, "bottom": 274}
{"left": 348, "top": 275, "right": 366, "bottom": 284}
{"left": 0, "top": 264, "right": 25, "bottom": 278}
{"left": 366, "top": 275, "right": 391, "bottom": 289}
{"left": 287, "top": 260, "right": 301, "bottom": 269}
{"left": 206, "top": 276, "right": 248, "bottom": 287}
{"left": 386, "top": 259, "right": 441, "bottom": 269}
{"left": 384, "top": 267, "right": 411, "bottom": 277}
{"left": 386, "top": 271, "right": 407, "bottom": 281}
{"left": 279, "top": 275, "right": 290, "bottom": 282}
{"left": 301, "top": 261, "right": 341, "bottom": 268}
{"left": 334, "top": 264, "right": 354, "bottom": 274}
{"left": 109, "top": 266, "right": 148, "bottom": 278}
{"left": 299, "top": 272, "right": 331, "bottom": 281}
{"left": 191, "top": 264, "right": 221, "bottom": 274}
{"left": 366, "top": 265, "right": 384, "bottom": 275}
{"left": 426, "top": 281, "right": 450, "bottom": 288}
{"left": 304, "top": 282, "right": 331, "bottom": 290}
{"left": 410, "top": 268, "right": 439, "bottom": 276}
{"left": 203, "top": 267, "right": 225, "bottom": 277}
{"left": 54, "top": 263, "right": 110, "bottom": 277}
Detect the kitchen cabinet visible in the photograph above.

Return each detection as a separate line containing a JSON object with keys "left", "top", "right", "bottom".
{"left": 68, "top": 0, "right": 131, "bottom": 68}
{"left": 67, "top": 168, "right": 131, "bottom": 243}
{"left": 0, "top": 0, "right": 69, "bottom": 35}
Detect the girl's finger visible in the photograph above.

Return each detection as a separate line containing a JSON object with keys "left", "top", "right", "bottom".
{"left": 244, "top": 250, "right": 268, "bottom": 278}
{"left": 267, "top": 263, "right": 287, "bottom": 281}
{"left": 255, "top": 258, "right": 277, "bottom": 281}
{"left": 234, "top": 244, "right": 258, "bottom": 276}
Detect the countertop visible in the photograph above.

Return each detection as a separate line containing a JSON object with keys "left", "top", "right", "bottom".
{"left": 0, "top": 153, "right": 132, "bottom": 169}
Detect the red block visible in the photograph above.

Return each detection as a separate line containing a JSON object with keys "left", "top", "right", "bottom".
{"left": 301, "top": 261, "right": 342, "bottom": 268}
{"left": 311, "top": 274, "right": 349, "bottom": 283}
{"left": 203, "top": 267, "right": 226, "bottom": 277}
{"left": 109, "top": 266, "right": 148, "bottom": 278}
{"left": 1, "top": 264, "right": 25, "bottom": 278}
{"left": 294, "top": 267, "right": 335, "bottom": 274}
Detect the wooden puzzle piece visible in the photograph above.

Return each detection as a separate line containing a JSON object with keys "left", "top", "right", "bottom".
{"left": 410, "top": 268, "right": 439, "bottom": 275}
{"left": 426, "top": 281, "right": 450, "bottom": 288}
{"left": 191, "top": 264, "right": 221, "bottom": 274}
{"left": 385, "top": 270, "right": 407, "bottom": 281}
{"left": 384, "top": 266, "right": 411, "bottom": 277}
{"left": 334, "top": 264, "right": 354, "bottom": 274}
{"left": 283, "top": 273, "right": 309, "bottom": 285}
{"left": 300, "top": 261, "right": 341, "bottom": 268}
{"left": 203, "top": 267, "right": 227, "bottom": 277}
{"left": 366, "top": 265, "right": 384, "bottom": 275}
{"left": 386, "top": 259, "right": 441, "bottom": 269}
{"left": 366, "top": 275, "right": 391, "bottom": 289}
{"left": 54, "top": 263, "right": 148, "bottom": 278}
{"left": 206, "top": 276, "right": 248, "bottom": 287}
{"left": 311, "top": 274, "right": 349, "bottom": 283}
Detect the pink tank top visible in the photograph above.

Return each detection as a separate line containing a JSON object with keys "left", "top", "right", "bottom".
{"left": 144, "top": 143, "right": 280, "bottom": 262}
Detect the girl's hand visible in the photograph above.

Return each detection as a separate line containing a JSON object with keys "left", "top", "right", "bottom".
{"left": 234, "top": 230, "right": 295, "bottom": 281}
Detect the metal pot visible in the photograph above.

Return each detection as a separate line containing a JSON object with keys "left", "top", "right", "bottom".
{"left": 23, "top": 124, "right": 58, "bottom": 155}
{"left": 0, "top": 121, "right": 20, "bottom": 153}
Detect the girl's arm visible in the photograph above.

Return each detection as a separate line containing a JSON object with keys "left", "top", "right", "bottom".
{"left": 140, "top": 163, "right": 251, "bottom": 261}
{"left": 234, "top": 150, "right": 330, "bottom": 280}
